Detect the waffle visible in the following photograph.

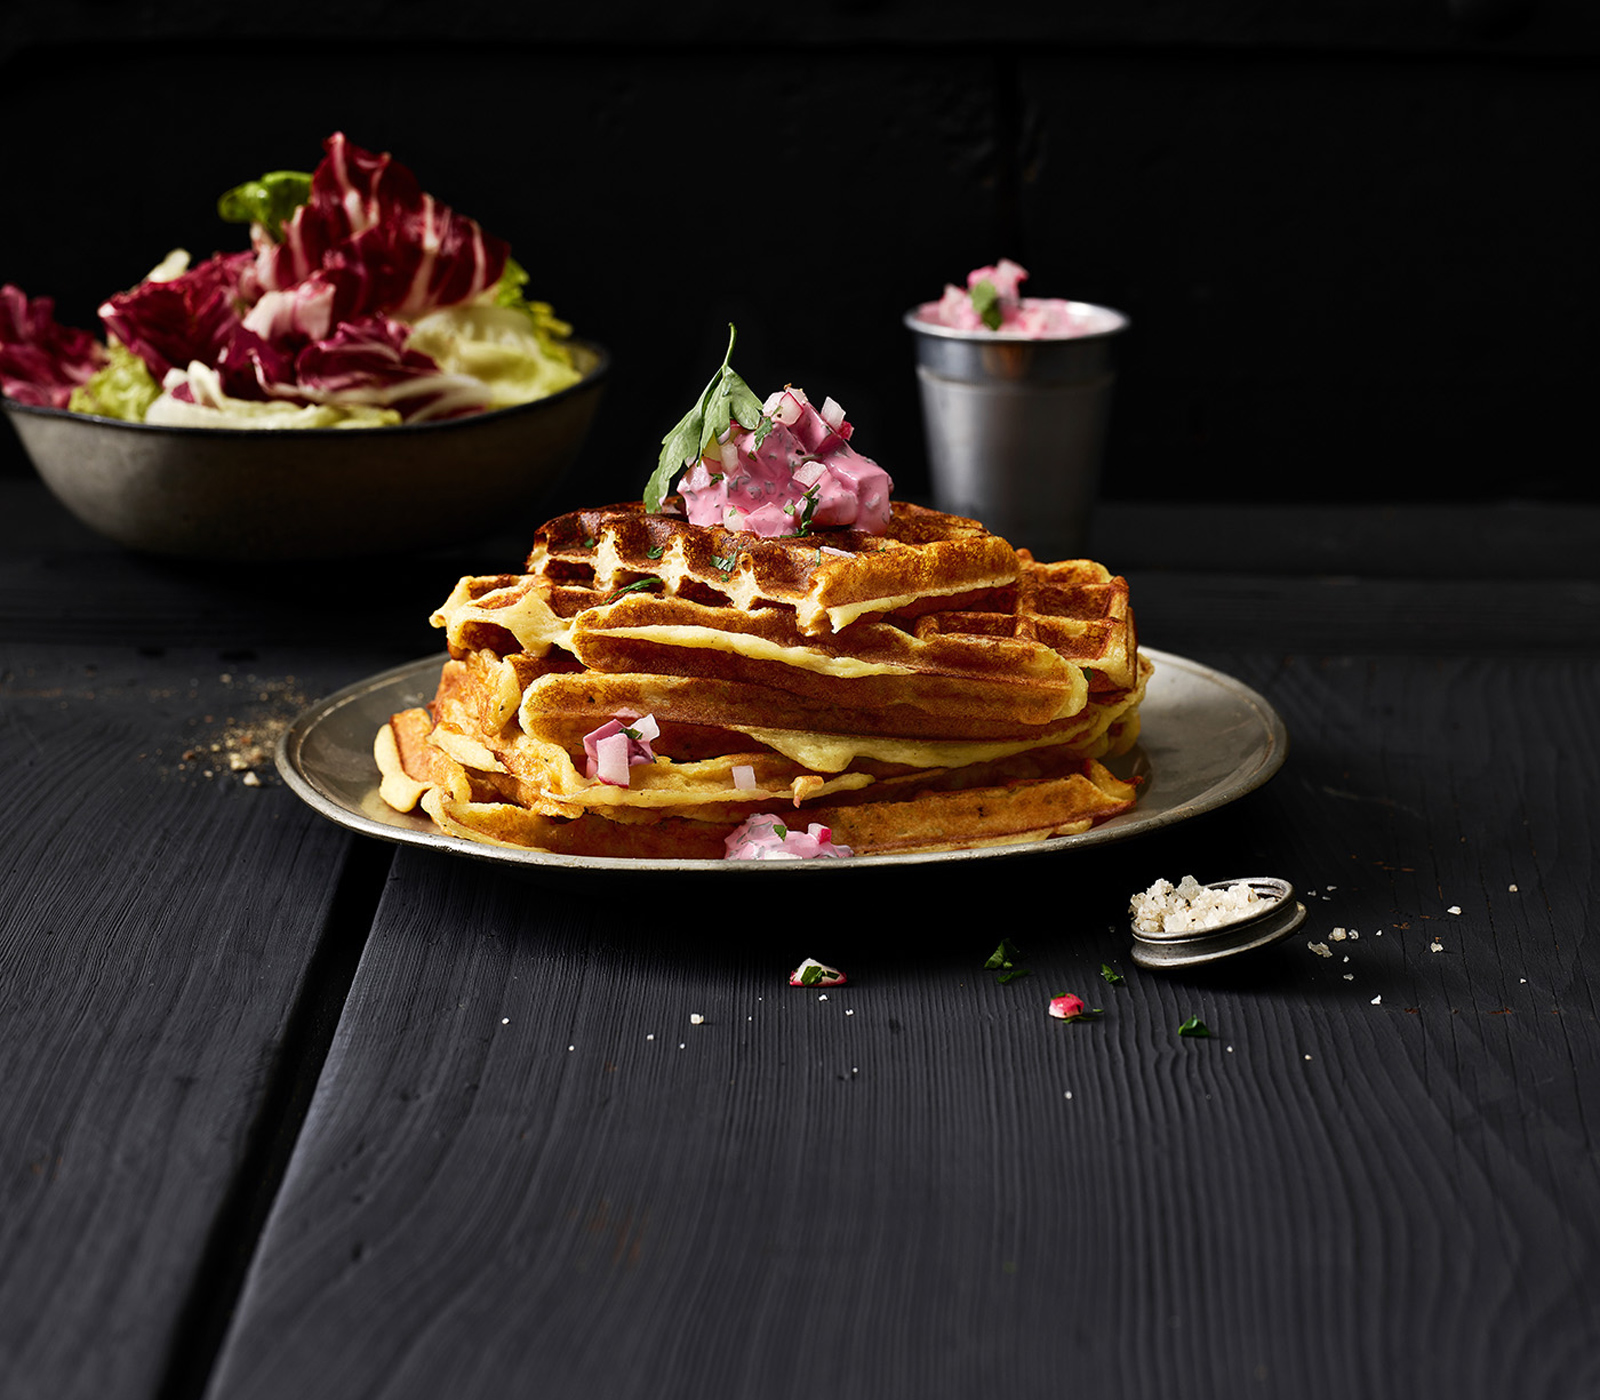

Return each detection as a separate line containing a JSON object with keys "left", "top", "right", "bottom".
{"left": 527, "top": 499, "right": 1021, "bottom": 636}
{"left": 378, "top": 698, "right": 1140, "bottom": 859}
{"left": 433, "top": 553, "right": 1136, "bottom": 732}
{"left": 378, "top": 494, "right": 1150, "bottom": 860}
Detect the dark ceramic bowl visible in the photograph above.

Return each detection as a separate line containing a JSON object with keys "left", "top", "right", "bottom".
{"left": 2, "top": 338, "right": 609, "bottom": 561}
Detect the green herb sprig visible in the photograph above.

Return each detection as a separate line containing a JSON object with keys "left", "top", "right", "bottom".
{"left": 644, "top": 325, "right": 771, "bottom": 513}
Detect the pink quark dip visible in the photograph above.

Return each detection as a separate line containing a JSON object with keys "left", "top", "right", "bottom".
{"left": 724, "top": 814, "right": 854, "bottom": 861}
{"left": 679, "top": 387, "right": 893, "bottom": 537}
{"left": 916, "top": 259, "right": 1105, "bottom": 339}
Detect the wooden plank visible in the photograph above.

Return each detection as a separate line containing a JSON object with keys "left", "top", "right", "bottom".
{"left": 0, "top": 643, "right": 392, "bottom": 1400}
{"left": 202, "top": 646, "right": 1600, "bottom": 1399}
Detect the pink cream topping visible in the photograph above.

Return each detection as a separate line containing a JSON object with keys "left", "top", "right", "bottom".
{"left": 918, "top": 258, "right": 1105, "bottom": 339}
{"left": 724, "top": 813, "right": 854, "bottom": 862}
{"left": 678, "top": 387, "right": 893, "bottom": 538}
{"left": 582, "top": 714, "right": 660, "bottom": 787}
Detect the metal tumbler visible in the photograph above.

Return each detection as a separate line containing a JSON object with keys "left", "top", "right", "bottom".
{"left": 904, "top": 302, "right": 1128, "bottom": 561}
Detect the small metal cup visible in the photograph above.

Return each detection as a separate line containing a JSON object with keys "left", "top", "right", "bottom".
{"left": 904, "top": 302, "right": 1128, "bottom": 561}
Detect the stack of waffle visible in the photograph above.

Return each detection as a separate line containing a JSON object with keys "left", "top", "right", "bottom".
{"left": 375, "top": 499, "right": 1151, "bottom": 859}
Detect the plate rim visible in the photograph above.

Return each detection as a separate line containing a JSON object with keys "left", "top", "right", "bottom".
{"left": 274, "top": 645, "right": 1288, "bottom": 875}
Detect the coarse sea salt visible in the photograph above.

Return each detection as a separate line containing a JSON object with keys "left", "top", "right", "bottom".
{"left": 1130, "top": 875, "right": 1276, "bottom": 934}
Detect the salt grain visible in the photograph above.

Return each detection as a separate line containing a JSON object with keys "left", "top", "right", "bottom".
{"left": 1130, "top": 875, "right": 1275, "bottom": 934}
{"left": 1308, "top": 942, "right": 1332, "bottom": 958}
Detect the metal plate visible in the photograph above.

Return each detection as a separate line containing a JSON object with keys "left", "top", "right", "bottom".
{"left": 275, "top": 646, "right": 1288, "bottom": 877}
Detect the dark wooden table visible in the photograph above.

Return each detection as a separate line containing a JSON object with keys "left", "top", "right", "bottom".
{"left": 3, "top": 474, "right": 1598, "bottom": 1400}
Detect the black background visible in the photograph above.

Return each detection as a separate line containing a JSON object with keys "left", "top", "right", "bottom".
{"left": 2, "top": 1, "right": 1594, "bottom": 513}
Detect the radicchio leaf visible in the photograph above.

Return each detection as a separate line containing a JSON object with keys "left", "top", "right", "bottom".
{"left": 0, "top": 284, "right": 106, "bottom": 408}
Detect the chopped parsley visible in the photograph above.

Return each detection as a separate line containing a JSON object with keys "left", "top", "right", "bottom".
{"left": 984, "top": 938, "right": 1021, "bottom": 971}
{"left": 602, "top": 577, "right": 663, "bottom": 604}
{"left": 1100, "top": 963, "right": 1125, "bottom": 985}
{"left": 1177, "top": 1016, "right": 1212, "bottom": 1038}
{"left": 985, "top": 938, "right": 1033, "bottom": 985}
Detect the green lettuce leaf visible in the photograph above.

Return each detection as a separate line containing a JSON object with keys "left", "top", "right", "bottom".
{"left": 405, "top": 304, "right": 581, "bottom": 408}
{"left": 216, "top": 170, "right": 314, "bottom": 242}
{"left": 67, "top": 343, "right": 160, "bottom": 422}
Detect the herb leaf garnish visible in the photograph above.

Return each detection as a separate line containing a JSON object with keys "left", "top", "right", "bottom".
{"left": 602, "top": 576, "right": 663, "bottom": 604}
{"left": 984, "top": 938, "right": 1021, "bottom": 971}
{"left": 644, "top": 324, "right": 770, "bottom": 514}
{"left": 970, "top": 278, "right": 1003, "bottom": 331}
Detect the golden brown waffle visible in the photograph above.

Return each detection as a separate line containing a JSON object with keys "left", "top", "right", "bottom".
{"left": 377, "top": 698, "right": 1140, "bottom": 859}
{"left": 526, "top": 499, "right": 1021, "bottom": 636}
{"left": 434, "top": 644, "right": 1146, "bottom": 775}
{"left": 432, "top": 554, "right": 1137, "bottom": 732}
{"left": 380, "top": 495, "right": 1151, "bottom": 861}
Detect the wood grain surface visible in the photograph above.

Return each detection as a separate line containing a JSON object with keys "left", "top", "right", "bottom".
{"left": 2, "top": 479, "right": 1597, "bottom": 1399}
{"left": 0, "top": 644, "right": 379, "bottom": 1399}
{"left": 201, "top": 651, "right": 1600, "bottom": 1400}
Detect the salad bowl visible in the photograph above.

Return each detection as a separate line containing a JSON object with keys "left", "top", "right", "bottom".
{"left": 3, "top": 339, "right": 609, "bottom": 561}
